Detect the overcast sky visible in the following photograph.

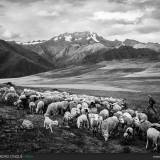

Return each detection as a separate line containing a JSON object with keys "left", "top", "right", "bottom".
{"left": 0, "top": 0, "right": 160, "bottom": 43}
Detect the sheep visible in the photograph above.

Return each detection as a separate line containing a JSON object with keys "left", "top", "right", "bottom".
{"left": 101, "top": 101, "right": 110, "bottom": 110}
{"left": 77, "top": 114, "right": 89, "bottom": 129}
{"left": 44, "top": 102, "right": 58, "bottom": 117}
{"left": 88, "top": 113, "right": 103, "bottom": 135}
{"left": 44, "top": 101, "right": 69, "bottom": 117}
{"left": 124, "top": 127, "right": 134, "bottom": 138}
{"left": 44, "top": 116, "right": 58, "bottom": 133}
{"left": 19, "top": 94, "right": 27, "bottom": 101}
{"left": 101, "top": 116, "right": 119, "bottom": 141}
{"left": 81, "top": 102, "right": 89, "bottom": 109}
{"left": 99, "top": 109, "right": 109, "bottom": 120}
{"left": 68, "top": 101, "right": 77, "bottom": 111}
{"left": 89, "top": 107, "right": 98, "bottom": 114}
{"left": 58, "top": 101, "right": 69, "bottom": 115}
{"left": 63, "top": 111, "right": 74, "bottom": 127}
{"left": 29, "top": 102, "right": 36, "bottom": 114}
{"left": 119, "top": 113, "right": 133, "bottom": 131}
{"left": 124, "top": 109, "right": 135, "bottom": 117}
{"left": 81, "top": 108, "right": 89, "bottom": 114}
{"left": 36, "top": 101, "right": 45, "bottom": 114}
{"left": 70, "top": 107, "right": 80, "bottom": 118}
{"left": 135, "top": 111, "right": 148, "bottom": 122}
{"left": 29, "top": 95, "right": 39, "bottom": 102}
{"left": 111, "top": 103, "right": 122, "bottom": 115}
{"left": 132, "top": 116, "right": 140, "bottom": 135}
{"left": 146, "top": 127, "right": 160, "bottom": 151}
{"left": 113, "top": 111, "right": 123, "bottom": 119}
{"left": 123, "top": 127, "right": 134, "bottom": 144}
{"left": 138, "top": 120, "right": 152, "bottom": 139}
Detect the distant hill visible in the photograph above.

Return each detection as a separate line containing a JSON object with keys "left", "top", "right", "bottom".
{"left": 19, "top": 31, "right": 160, "bottom": 67}
{"left": 0, "top": 40, "right": 54, "bottom": 78}
{"left": 83, "top": 46, "right": 160, "bottom": 64}
{"left": 1, "top": 31, "right": 160, "bottom": 78}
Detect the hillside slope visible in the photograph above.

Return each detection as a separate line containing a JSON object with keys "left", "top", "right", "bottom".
{"left": 0, "top": 40, "right": 54, "bottom": 78}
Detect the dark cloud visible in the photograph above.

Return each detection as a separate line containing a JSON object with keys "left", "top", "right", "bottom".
{"left": 66, "top": 0, "right": 87, "bottom": 7}
{"left": 0, "top": 4, "right": 4, "bottom": 8}
{"left": 3, "top": 0, "right": 44, "bottom": 4}
{"left": 137, "top": 26, "right": 160, "bottom": 34}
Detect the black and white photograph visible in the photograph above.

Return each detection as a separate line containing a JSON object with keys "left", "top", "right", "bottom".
{"left": 0, "top": 0, "right": 160, "bottom": 158}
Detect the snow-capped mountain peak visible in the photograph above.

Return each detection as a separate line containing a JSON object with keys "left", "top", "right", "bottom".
{"left": 51, "top": 31, "right": 100, "bottom": 43}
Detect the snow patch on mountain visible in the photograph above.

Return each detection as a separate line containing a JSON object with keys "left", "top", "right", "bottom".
{"left": 16, "top": 40, "right": 46, "bottom": 45}
{"left": 65, "top": 35, "right": 72, "bottom": 42}
{"left": 91, "top": 33, "right": 99, "bottom": 42}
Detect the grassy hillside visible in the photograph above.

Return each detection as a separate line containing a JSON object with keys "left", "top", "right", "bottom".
{"left": 0, "top": 40, "right": 54, "bottom": 78}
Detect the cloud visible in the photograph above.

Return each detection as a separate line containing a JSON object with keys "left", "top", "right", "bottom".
{"left": 37, "top": 10, "right": 60, "bottom": 17}
{"left": 91, "top": 10, "right": 143, "bottom": 22}
{"left": 0, "top": 0, "right": 160, "bottom": 43}
{"left": 0, "top": 25, "right": 21, "bottom": 40}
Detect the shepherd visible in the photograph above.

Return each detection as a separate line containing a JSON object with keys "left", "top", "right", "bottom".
{"left": 147, "top": 95, "right": 156, "bottom": 113}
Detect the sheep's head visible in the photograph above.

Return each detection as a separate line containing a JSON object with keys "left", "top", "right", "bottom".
{"left": 133, "top": 117, "right": 140, "bottom": 127}
{"left": 35, "top": 108, "right": 38, "bottom": 113}
{"left": 51, "top": 120, "right": 59, "bottom": 126}
{"left": 119, "top": 116, "right": 125, "bottom": 124}
{"left": 14, "top": 101, "right": 17, "bottom": 106}
{"left": 123, "top": 132, "right": 128, "bottom": 139}
{"left": 103, "top": 132, "right": 109, "bottom": 141}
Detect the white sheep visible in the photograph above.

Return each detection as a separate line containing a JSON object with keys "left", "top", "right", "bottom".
{"left": 101, "top": 101, "right": 110, "bottom": 110}
{"left": 146, "top": 127, "right": 160, "bottom": 151}
{"left": 111, "top": 103, "right": 122, "bottom": 114}
{"left": 44, "top": 116, "right": 58, "bottom": 133}
{"left": 70, "top": 107, "right": 80, "bottom": 117}
{"left": 19, "top": 94, "right": 27, "bottom": 100}
{"left": 63, "top": 111, "right": 74, "bottom": 127}
{"left": 138, "top": 120, "right": 152, "bottom": 138}
{"left": 123, "top": 127, "right": 134, "bottom": 143}
{"left": 135, "top": 111, "right": 148, "bottom": 122}
{"left": 99, "top": 109, "right": 109, "bottom": 120}
{"left": 89, "top": 107, "right": 98, "bottom": 114}
{"left": 118, "top": 113, "right": 133, "bottom": 130}
{"left": 77, "top": 114, "right": 89, "bottom": 129}
{"left": 124, "top": 109, "right": 135, "bottom": 117}
{"left": 44, "top": 101, "right": 69, "bottom": 117}
{"left": 29, "top": 95, "right": 39, "bottom": 102}
{"left": 101, "top": 116, "right": 119, "bottom": 141}
{"left": 113, "top": 111, "right": 123, "bottom": 119}
{"left": 29, "top": 102, "right": 36, "bottom": 114}
{"left": 81, "top": 102, "right": 89, "bottom": 109}
{"left": 77, "top": 104, "right": 82, "bottom": 110}
{"left": 88, "top": 113, "right": 103, "bottom": 134}
{"left": 36, "top": 101, "right": 45, "bottom": 114}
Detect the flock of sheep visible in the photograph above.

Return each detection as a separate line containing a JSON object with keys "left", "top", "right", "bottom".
{"left": 0, "top": 86, "right": 160, "bottom": 152}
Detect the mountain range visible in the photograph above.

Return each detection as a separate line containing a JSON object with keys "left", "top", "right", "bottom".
{"left": 0, "top": 31, "right": 160, "bottom": 78}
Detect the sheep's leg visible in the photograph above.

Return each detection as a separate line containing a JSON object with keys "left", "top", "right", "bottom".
{"left": 146, "top": 137, "right": 149, "bottom": 149}
{"left": 46, "top": 124, "right": 49, "bottom": 129}
{"left": 44, "top": 121, "right": 46, "bottom": 128}
{"left": 49, "top": 124, "right": 53, "bottom": 133}
{"left": 154, "top": 143, "right": 158, "bottom": 152}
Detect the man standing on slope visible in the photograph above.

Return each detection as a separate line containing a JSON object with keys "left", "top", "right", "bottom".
{"left": 147, "top": 95, "right": 156, "bottom": 113}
